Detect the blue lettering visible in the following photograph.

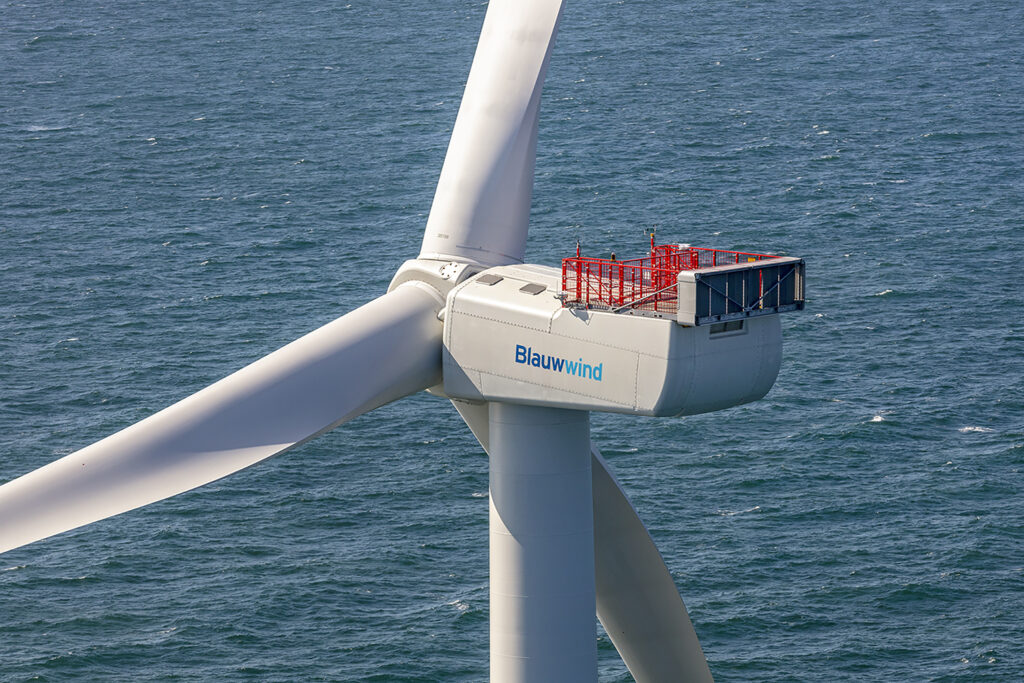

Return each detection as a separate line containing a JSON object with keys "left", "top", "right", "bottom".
{"left": 514, "top": 343, "right": 602, "bottom": 382}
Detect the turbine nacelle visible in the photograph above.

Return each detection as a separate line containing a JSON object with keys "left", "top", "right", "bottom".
{"left": 390, "top": 259, "right": 783, "bottom": 417}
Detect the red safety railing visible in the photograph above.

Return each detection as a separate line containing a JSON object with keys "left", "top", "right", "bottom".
{"left": 561, "top": 244, "right": 776, "bottom": 314}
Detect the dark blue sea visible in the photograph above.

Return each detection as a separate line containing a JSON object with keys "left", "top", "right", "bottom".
{"left": 2, "top": 0, "right": 1022, "bottom": 680}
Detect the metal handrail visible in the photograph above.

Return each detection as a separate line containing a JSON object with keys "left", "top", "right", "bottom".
{"left": 610, "top": 281, "right": 680, "bottom": 313}
{"left": 560, "top": 244, "right": 781, "bottom": 315}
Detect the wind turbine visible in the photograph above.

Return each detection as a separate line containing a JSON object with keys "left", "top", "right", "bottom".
{"left": 0, "top": 1, "right": 803, "bottom": 681}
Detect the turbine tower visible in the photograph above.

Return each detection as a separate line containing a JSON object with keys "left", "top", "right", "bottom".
{"left": 0, "top": 1, "right": 804, "bottom": 681}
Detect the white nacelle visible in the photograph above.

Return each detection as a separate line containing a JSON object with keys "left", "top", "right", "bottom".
{"left": 442, "top": 265, "right": 782, "bottom": 417}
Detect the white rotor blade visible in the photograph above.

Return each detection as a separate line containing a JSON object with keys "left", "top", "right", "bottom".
{"left": 419, "top": 0, "right": 564, "bottom": 267}
{"left": 0, "top": 284, "right": 443, "bottom": 555}
{"left": 591, "top": 450, "right": 714, "bottom": 683}
{"left": 450, "top": 400, "right": 714, "bottom": 682}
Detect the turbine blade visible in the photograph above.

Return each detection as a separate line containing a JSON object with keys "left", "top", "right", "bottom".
{"left": 591, "top": 450, "right": 714, "bottom": 683}
{"left": 420, "top": 0, "right": 565, "bottom": 267}
{"left": 0, "top": 284, "right": 443, "bottom": 554}
{"left": 451, "top": 399, "right": 714, "bottom": 682}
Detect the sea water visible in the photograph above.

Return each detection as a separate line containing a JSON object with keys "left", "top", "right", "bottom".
{"left": 1, "top": 0, "right": 1022, "bottom": 680}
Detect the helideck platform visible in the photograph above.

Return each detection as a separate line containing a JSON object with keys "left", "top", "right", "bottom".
{"left": 561, "top": 243, "right": 805, "bottom": 326}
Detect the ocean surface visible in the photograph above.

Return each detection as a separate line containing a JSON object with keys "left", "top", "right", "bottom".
{"left": 2, "top": 0, "right": 1022, "bottom": 680}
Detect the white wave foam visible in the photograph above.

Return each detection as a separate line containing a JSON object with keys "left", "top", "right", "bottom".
{"left": 958, "top": 426, "right": 993, "bottom": 433}
{"left": 874, "top": 289, "right": 894, "bottom": 296}
{"left": 870, "top": 415, "right": 885, "bottom": 422}
{"left": 719, "top": 505, "right": 760, "bottom": 516}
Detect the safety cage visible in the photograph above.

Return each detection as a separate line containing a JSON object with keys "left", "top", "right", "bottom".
{"left": 560, "top": 243, "right": 805, "bottom": 326}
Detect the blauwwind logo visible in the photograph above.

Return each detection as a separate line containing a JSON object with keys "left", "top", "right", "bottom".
{"left": 514, "top": 344, "right": 603, "bottom": 382}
